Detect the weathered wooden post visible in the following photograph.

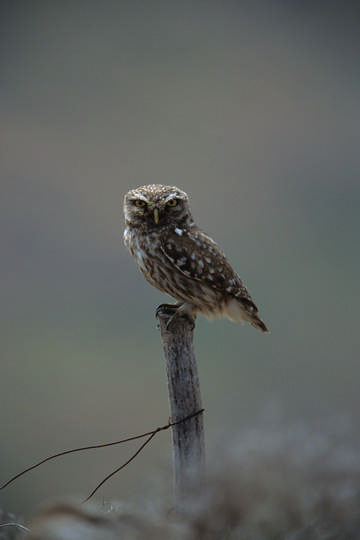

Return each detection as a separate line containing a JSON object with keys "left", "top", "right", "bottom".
{"left": 156, "top": 306, "right": 205, "bottom": 500}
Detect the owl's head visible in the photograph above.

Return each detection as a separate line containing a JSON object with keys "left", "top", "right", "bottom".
{"left": 124, "top": 184, "right": 193, "bottom": 228}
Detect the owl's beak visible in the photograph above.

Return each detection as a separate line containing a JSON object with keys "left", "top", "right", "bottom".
{"left": 153, "top": 208, "right": 160, "bottom": 225}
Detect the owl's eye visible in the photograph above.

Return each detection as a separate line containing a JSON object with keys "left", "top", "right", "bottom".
{"left": 134, "top": 200, "right": 146, "bottom": 208}
{"left": 167, "top": 199, "right": 178, "bottom": 207}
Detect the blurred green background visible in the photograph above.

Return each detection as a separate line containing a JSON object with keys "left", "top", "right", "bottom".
{"left": 1, "top": 1, "right": 359, "bottom": 517}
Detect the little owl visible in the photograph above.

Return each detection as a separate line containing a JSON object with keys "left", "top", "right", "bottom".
{"left": 123, "top": 184, "right": 268, "bottom": 332}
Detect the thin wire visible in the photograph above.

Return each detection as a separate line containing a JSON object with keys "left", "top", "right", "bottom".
{"left": 0, "top": 409, "right": 204, "bottom": 491}
{"left": 0, "top": 432, "right": 154, "bottom": 490}
{"left": 83, "top": 409, "right": 204, "bottom": 502}
{"left": 83, "top": 430, "right": 158, "bottom": 502}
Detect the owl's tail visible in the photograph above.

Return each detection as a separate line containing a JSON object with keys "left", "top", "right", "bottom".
{"left": 249, "top": 314, "right": 269, "bottom": 333}
{"left": 224, "top": 297, "right": 270, "bottom": 333}
{"left": 243, "top": 299, "right": 270, "bottom": 333}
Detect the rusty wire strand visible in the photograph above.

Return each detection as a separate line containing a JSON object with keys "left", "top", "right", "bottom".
{"left": 83, "top": 430, "right": 158, "bottom": 502}
{"left": 0, "top": 409, "right": 204, "bottom": 496}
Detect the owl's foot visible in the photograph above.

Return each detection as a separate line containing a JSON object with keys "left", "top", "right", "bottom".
{"left": 156, "top": 303, "right": 180, "bottom": 317}
{"left": 156, "top": 303, "right": 196, "bottom": 331}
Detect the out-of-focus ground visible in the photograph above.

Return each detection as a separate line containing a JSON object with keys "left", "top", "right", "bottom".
{"left": 3, "top": 423, "right": 360, "bottom": 539}
{"left": 1, "top": 1, "right": 360, "bottom": 520}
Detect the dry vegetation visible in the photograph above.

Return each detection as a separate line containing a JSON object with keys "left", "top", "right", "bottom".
{"left": 2, "top": 422, "right": 360, "bottom": 539}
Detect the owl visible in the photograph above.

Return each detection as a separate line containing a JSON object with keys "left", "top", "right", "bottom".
{"left": 123, "top": 185, "right": 269, "bottom": 332}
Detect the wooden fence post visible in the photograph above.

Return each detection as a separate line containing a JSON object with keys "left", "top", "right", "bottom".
{"left": 156, "top": 306, "right": 205, "bottom": 500}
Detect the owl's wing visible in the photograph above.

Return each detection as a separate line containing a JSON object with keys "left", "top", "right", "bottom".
{"left": 160, "top": 227, "right": 253, "bottom": 302}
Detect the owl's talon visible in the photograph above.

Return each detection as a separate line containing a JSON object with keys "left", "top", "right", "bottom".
{"left": 156, "top": 303, "right": 196, "bottom": 331}
{"left": 156, "top": 303, "right": 181, "bottom": 330}
{"left": 156, "top": 303, "right": 180, "bottom": 318}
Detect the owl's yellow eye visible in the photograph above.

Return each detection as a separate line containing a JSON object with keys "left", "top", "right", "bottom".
{"left": 167, "top": 199, "right": 178, "bottom": 207}
{"left": 134, "top": 200, "right": 146, "bottom": 208}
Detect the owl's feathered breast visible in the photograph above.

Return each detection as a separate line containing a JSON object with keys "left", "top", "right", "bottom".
{"left": 124, "top": 222, "right": 255, "bottom": 313}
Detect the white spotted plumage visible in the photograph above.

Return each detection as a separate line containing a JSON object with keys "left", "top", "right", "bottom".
{"left": 123, "top": 184, "right": 269, "bottom": 332}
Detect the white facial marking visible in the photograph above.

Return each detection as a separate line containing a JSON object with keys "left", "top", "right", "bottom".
{"left": 175, "top": 228, "right": 183, "bottom": 236}
{"left": 131, "top": 193, "right": 148, "bottom": 202}
{"left": 165, "top": 192, "right": 180, "bottom": 203}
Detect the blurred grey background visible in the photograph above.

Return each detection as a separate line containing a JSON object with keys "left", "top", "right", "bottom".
{"left": 1, "top": 1, "right": 359, "bottom": 517}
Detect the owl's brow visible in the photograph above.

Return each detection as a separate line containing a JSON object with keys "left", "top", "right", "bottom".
{"left": 129, "top": 193, "right": 148, "bottom": 202}
{"left": 164, "top": 192, "right": 184, "bottom": 203}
